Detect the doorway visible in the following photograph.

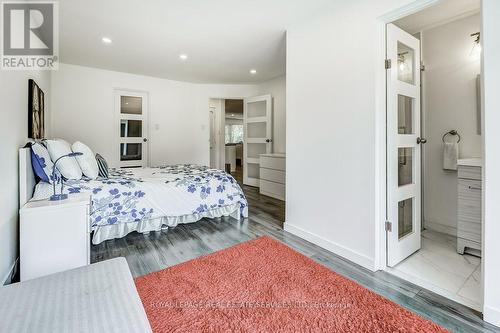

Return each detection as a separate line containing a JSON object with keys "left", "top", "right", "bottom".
{"left": 208, "top": 98, "right": 244, "bottom": 179}
{"left": 384, "top": 0, "right": 482, "bottom": 311}
{"left": 209, "top": 95, "right": 273, "bottom": 187}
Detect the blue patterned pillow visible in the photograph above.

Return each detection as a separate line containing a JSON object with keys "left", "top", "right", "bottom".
{"left": 30, "top": 142, "right": 55, "bottom": 183}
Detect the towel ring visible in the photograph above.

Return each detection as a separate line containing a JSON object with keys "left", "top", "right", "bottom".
{"left": 442, "top": 130, "right": 461, "bottom": 143}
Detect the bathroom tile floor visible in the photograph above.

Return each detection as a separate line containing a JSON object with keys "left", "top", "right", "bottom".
{"left": 387, "top": 229, "right": 482, "bottom": 311}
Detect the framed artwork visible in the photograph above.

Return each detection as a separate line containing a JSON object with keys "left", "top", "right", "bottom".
{"left": 28, "top": 79, "right": 45, "bottom": 139}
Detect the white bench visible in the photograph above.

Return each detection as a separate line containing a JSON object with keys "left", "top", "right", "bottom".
{"left": 0, "top": 258, "right": 152, "bottom": 333}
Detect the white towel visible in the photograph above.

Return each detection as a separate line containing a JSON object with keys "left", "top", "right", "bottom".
{"left": 443, "top": 142, "right": 458, "bottom": 170}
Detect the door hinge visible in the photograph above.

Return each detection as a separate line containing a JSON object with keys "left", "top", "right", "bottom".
{"left": 385, "top": 221, "right": 392, "bottom": 232}
{"left": 385, "top": 59, "right": 391, "bottom": 69}
{"left": 420, "top": 62, "right": 426, "bottom": 71}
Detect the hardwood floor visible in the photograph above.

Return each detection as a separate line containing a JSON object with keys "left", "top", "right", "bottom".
{"left": 231, "top": 164, "right": 286, "bottom": 228}
{"left": 91, "top": 199, "right": 499, "bottom": 332}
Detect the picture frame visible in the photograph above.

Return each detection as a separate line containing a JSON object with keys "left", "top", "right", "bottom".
{"left": 28, "top": 79, "right": 45, "bottom": 140}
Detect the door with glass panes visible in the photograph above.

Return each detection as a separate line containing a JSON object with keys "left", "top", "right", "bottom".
{"left": 115, "top": 90, "right": 149, "bottom": 168}
{"left": 386, "top": 24, "right": 423, "bottom": 267}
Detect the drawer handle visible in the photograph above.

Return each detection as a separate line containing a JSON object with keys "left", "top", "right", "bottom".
{"left": 468, "top": 186, "right": 482, "bottom": 190}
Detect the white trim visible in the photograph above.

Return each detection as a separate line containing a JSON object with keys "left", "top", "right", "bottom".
{"left": 2, "top": 258, "right": 18, "bottom": 285}
{"left": 483, "top": 305, "right": 500, "bottom": 328}
{"left": 374, "top": 0, "right": 446, "bottom": 272}
{"left": 284, "top": 222, "right": 375, "bottom": 271}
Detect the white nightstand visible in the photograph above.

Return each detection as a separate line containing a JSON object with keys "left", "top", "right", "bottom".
{"left": 20, "top": 193, "right": 91, "bottom": 281}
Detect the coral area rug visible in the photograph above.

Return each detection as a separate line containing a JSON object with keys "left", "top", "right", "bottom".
{"left": 135, "top": 236, "right": 447, "bottom": 333}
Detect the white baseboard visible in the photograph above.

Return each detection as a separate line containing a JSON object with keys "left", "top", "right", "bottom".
{"left": 424, "top": 220, "right": 456, "bottom": 236}
{"left": 284, "top": 222, "right": 375, "bottom": 271}
{"left": 2, "top": 257, "right": 18, "bottom": 285}
{"left": 484, "top": 304, "right": 500, "bottom": 327}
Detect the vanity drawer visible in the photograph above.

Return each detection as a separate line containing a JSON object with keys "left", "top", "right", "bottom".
{"left": 457, "top": 225, "right": 481, "bottom": 243}
{"left": 458, "top": 166, "right": 482, "bottom": 180}
{"left": 458, "top": 179, "right": 482, "bottom": 225}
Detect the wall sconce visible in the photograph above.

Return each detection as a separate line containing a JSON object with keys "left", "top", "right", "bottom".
{"left": 470, "top": 32, "right": 481, "bottom": 56}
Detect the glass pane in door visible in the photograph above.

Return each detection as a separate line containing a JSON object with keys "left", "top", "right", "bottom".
{"left": 120, "top": 120, "right": 142, "bottom": 137}
{"left": 398, "top": 198, "right": 414, "bottom": 239}
{"left": 397, "top": 42, "right": 415, "bottom": 85}
{"left": 398, "top": 95, "right": 413, "bottom": 134}
{"left": 120, "top": 143, "right": 142, "bottom": 161}
{"left": 120, "top": 96, "right": 142, "bottom": 115}
{"left": 398, "top": 147, "right": 413, "bottom": 186}
{"left": 247, "top": 101, "right": 266, "bottom": 118}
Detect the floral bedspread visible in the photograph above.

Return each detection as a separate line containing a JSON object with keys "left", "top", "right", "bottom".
{"left": 33, "top": 165, "right": 248, "bottom": 230}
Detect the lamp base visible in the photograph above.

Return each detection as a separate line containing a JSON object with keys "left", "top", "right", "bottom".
{"left": 49, "top": 193, "right": 68, "bottom": 201}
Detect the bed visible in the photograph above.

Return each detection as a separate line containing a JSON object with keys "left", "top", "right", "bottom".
{"left": 20, "top": 148, "right": 248, "bottom": 244}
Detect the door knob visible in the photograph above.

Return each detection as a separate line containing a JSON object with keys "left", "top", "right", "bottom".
{"left": 143, "top": 138, "right": 148, "bottom": 142}
{"left": 417, "top": 137, "right": 427, "bottom": 144}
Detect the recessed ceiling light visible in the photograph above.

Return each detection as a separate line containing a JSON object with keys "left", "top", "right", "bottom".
{"left": 250, "top": 69, "right": 257, "bottom": 75}
{"left": 179, "top": 54, "right": 188, "bottom": 60}
{"left": 101, "top": 37, "right": 112, "bottom": 45}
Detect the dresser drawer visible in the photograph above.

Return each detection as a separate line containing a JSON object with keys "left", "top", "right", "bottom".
{"left": 260, "top": 156, "right": 285, "bottom": 171}
{"left": 260, "top": 168, "right": 285, "bottom": 184}
{"left": 260, "top": 179, "right": 285, "bottom": 201}
{"left": 458, "top": 166, "right": 481, "bottom": 180}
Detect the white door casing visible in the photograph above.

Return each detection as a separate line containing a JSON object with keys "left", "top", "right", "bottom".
{"left": 386, "top": 24, "right": 422, "bottom": 267}
{"left": 243, "top": 94, "right": 272, "bottom": 187}
{"left": 209, "top": 106, "right": 217, "bottom": 168}
{"left": 114, "top": 90, "right": 149, "bottom": 168}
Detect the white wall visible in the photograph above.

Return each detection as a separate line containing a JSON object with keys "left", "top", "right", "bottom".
{"left": 482, "top": 0, "right": 500, "bottom": 326}
{"left": 0, "top": 70, "right": 51, "bottom": 283}
{"left": 257, "top": 75, "right": 286, "bottom": 153}
{"left": 421, "top": 14, "right": 481, "bottom": 235}
{"left": 52, "top": 65, "right": 286, "bottom": 169}
{"left": 51, "top": 64, "right": 260, "bottom": 167}
{"left": 284, "top": 0, "right": 419, "bottom": 270}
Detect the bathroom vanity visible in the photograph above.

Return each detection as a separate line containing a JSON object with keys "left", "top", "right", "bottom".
{"left": 457, "top": 158, "right": 482, "bottom": 256}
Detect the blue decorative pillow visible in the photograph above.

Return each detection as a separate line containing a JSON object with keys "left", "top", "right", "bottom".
{"left": 30, "top": 142, "right": 55, "bottom": 183}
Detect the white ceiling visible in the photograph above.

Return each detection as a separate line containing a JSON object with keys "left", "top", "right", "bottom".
{"left": 394, "top": 0, "right": 480, "bottom": 34}
{"left": 59, "top": 0, "right": 332, "bottom": 84}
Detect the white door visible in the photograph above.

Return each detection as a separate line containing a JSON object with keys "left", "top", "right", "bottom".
{"left": 386, "top": 24, "right": 423, "bottom": 267}
{"left": 243, "top": 94, "right": 272, "bottom": 186}
{"left": 115, "top": 90, "right": 149, "bottom": 168}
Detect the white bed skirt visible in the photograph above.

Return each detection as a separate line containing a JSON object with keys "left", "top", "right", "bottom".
{"left": 92, "top": 203, "right": 243, "bottom": 244}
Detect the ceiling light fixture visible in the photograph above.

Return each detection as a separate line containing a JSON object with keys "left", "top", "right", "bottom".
{"left": 250, "top": 69, "right": 257, "bottom": 75}
{"left": 101, "top": 37, "right": 112, "bottom": 45}
{"left": 179, "top": 54, "right": 188, "bottom": 60}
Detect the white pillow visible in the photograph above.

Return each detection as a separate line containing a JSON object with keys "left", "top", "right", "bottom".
{"left": 72, "top": 141, "right": 99, "bottom": 179}
{"left": 45, "top": 139, "right": 83, "bottom": 180}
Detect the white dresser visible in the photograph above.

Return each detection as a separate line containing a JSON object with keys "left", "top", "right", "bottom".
{"left": 457, "top": 158, "right": 482, "bottom": 256}
{"left": 20, "top": 193, "right": 91, "bottom": 281}
{"left": 259, "top": 153, "right": 286, "bottom": 201}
